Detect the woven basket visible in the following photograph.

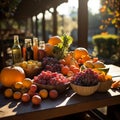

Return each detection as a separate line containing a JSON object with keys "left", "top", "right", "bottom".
{"left": 97, "top": 80, "right": 113, "bottom": 92}
{"left": 34, "top": 82, "right": 70, "bottom": 93}
{"left": 70, "top": 83, "right": 99, "bottom": 96}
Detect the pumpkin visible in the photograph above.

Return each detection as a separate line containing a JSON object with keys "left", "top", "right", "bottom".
{"left": 0, "top": 66, "right": 25, "bottom": 87}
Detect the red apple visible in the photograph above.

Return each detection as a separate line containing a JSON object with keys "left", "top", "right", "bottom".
{"left": 49, "top": 89, "right": 58, "bottom": 99}
{"left": 28, "top": 90, "right": 35, "bottom": 97}
{"left": 21, "top": 93, "right": 30, "bottom": 102}
{"left": 32, "top": 95, "right": 42, "bottom": 105}
{"left": 30, "top": 84, "right": 37, "bottom": 92}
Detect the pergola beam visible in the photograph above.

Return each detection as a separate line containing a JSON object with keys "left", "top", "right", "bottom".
{"left": 78, "top": 0, "right": 88, "bottom": 49}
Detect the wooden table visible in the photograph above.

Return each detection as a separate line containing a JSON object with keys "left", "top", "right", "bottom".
{"left": 0, "top": 64, "right": 120, "bottom": 120}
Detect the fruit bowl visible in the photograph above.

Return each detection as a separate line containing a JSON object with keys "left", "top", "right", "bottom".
{"left": 70, "top": 83, "right": 99, "bottom": 96}
{"left": 34, "top": 82, "right": 70, "bottom": 93}
{"left": 97, "top": 80, "right": 113, "bottom": 92}
{"left": 15, "top": 60, "right": 42, "bottom": 78}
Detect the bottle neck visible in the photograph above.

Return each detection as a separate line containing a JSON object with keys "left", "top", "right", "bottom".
{"left": 39, "top": 41, "right": 45, "bottom": 50}
{"left": 14, "top": 35, "right": 19, "bottom": 45}
{"left": 33, "top": 38, "right": 38, "bottom": 46}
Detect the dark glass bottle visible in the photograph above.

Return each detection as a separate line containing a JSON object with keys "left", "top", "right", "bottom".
{"left": 38, "top": 40, "right": 46, "bottom": 61}
{"left": 25, "top": 39, "right": 33, "bottom": 60}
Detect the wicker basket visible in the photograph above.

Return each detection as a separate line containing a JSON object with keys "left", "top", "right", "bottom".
{"left": 97, "top": 80, "right": 113, "bottom": 92}
{"left": 24, "top": 68, "right": 41, "bottom": 79}
{"left": 34, "top": 82, "right": 70, "bottom": 93}
{"left": 70, "top": 83, "right": 99, "bottom": 96}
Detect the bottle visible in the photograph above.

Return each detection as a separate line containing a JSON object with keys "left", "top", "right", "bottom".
{"left": 38, "top": 40, "right": 46, "bottom": 61}
{"left": 26, "top": 39, "right": 33, "bottom": 60}
{"left": 33, "top": 37, "right": 38, "bottom": 60}
{"left": 22, "top": 39, "right": 27, "bottom": 61}
{"left": 12, "top": 35, "right": 22, "bottom": 64}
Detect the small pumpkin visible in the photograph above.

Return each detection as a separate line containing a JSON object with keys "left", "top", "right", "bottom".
{"left": 0, "top": 66, "right": 25, "bottom": 87}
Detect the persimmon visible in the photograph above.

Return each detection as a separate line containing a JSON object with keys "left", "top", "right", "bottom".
{"left": 64, "top": 53, "right": 72, "bottom": 65}
{"left": 59, "top": 59, "right": 66, "bottom": 65}
{"left": 72, "top": 67, "right": 80, "bottom": 74}
{"left": 61, "top": 65, "right": 70, "bottom": 75}
{"left": 48, "top": 36, "right": 62, "bottom": 45}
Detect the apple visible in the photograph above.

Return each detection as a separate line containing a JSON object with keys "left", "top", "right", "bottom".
{"left": 30, "top": 84, "right": 37, "bottom": 92}
{"left": 32, "top": 95, "right": 42, "bottom": 105}
{"left": 49, "top": 89, "right": 58, "bottom": 99}
{"left": 28, "top": 90, "right": 35, "bottom": 97}
{"left": 21, "top": 93, "right": 30, "bottom": 102}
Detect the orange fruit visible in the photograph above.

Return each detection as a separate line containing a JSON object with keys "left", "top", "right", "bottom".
{"left": 59, "top": 59, "right": 66, "bottom": 65}
{"left": 22, "top": 78, "right": 33, "bottom": 88}
{"left": 70, "top": 58, "right": 79, "bottom": 68}
{"left": 14, "top": 82, "right": 23, "bottom": 89}
{"left": 93, "top": 57, "right": 98, "bottom": 63}
{"left": 13, "top": 91, "right": 22, "bottom": 100}
{"left": 48, "top": 36, "right": 62, "bottom": 46}
{"left": 45, "top": 43, "right": 54, "bottom": 56}
{"left": 72, "top": 67, "right": 80, "bottom": 74}
{"left": 61, "top": 65, "right": 70, "bottom": 75}
{"left": 39, "top": 89, "right": 48, "bottom": 99}
{"left": 74, "top": 47, "right": 89, "bottom": 60}
{"left": 67, "top": 70, "right": 74, "bottom": 77}
{"left": 4, "top": 88, "right": 13, "bottom": 98}
{"left": 70, "top": 65, "right": 76, "bottom": 71}
{"left": 64, "top": 53, "right": 72, "bottom": 65}
{"left": 81, "top": 55, "right": 91, "bottom": 63}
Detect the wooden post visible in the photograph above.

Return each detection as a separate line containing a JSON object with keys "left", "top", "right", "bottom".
{"left": 31, "top": 17, "right": 34, "bottom": 35}
{"left": 42, "top": 11, "right": 46, "bottom": 42}
{"left": 78, "top": 0, "right": 88, "bottom": 49}
{"left": 35, "top": 15, "right": 38, "bottom": 37}
{"left": 53, "top": 6, "right": 57, "bottom": 35}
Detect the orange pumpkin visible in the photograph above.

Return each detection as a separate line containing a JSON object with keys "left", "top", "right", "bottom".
{"left": 0, "top": 66, "right": 25, "bottom": 87}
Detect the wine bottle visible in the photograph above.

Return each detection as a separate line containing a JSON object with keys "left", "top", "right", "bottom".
{"left": 12, "top": 35, "right": 22, "bottom": 64}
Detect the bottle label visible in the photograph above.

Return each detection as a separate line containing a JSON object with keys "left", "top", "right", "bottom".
{"left": 12, "top": 49, "right": 21, "bottom": 64}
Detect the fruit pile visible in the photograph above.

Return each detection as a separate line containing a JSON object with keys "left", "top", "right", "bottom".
{"left": 33, "top": 70, "right": 70, "bottom": 85}
{"left": 15, "top": 60, "right": 42, "bottom": 78}
{"left": 42, "top": 57, "right": 61, "bottom": 73}
{"left": 4, "top": 78, "right": 59, "bottom": 105}
{"left": 71, "top": 68, "right": 99, "bottom": 86}
{"left": 0, "top": 34, "right": 114, "bottom": 106}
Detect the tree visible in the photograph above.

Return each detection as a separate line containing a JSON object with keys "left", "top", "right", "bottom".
{"left": 99, "top": 0, "right": 120, "bottom": 34}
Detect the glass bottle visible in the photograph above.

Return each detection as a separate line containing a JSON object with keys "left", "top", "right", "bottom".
{"left": 33, "top": 37, "right": 38, "bottom": 60}
{"left": 12, "top": 35, "right": 22, "bottom": 64}
{"left": 26, "top": 39, "right": 33, "bottom": 60}
{"left": 38, "top": 40, "right": 46, "bottom": 61}
{"left": 22, "top": 39, "right": 27, "bottom": 61}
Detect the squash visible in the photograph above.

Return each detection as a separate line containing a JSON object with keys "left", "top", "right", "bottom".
{"left": 0, "top": 66, "right": 25, "bottom": 87}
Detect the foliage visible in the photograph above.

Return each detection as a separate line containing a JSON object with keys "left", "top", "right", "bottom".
{"left": 99, "top": 0, "right": 120, "bottom": 31}
{"left": 0, "top": 0, "right": 21, "bottom": 18}
{"left": 52, "top": 34, "right": 73, "bottom": 60}
{"left": 92, "top": 33, "right": 119, "bottom": 58}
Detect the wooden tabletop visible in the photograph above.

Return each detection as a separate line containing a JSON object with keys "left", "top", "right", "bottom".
{"left": 0, "top": 64, "right": 120, "bottom": 120}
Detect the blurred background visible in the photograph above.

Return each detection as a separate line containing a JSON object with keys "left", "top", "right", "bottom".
{"left": 0, "top": 0, "right": 120, "bottom": 70}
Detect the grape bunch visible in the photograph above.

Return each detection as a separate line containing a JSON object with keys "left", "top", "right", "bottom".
{"left": 34, "top": 70, "right": 70, "bottom": 85}
{"left": 42, "top": 57, "right": 61, "bottom": 73}
{"left": 71, "top": 68, "right": 99, "bottom": 86}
